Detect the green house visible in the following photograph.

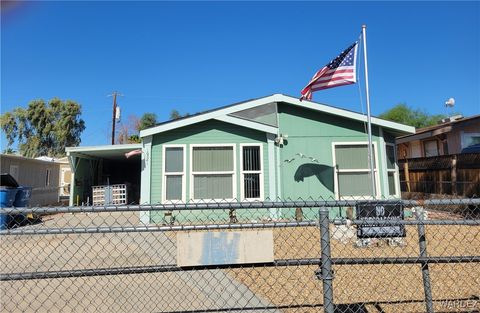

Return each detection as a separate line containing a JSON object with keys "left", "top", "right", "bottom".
{"left": 67, "top": 94, "right": 414, "bottom": 222}
{"left": 136, "top": 94, "right": 414, "bottom": 222}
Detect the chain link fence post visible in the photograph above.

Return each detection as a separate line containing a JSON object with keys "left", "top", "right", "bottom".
{"left": 415, "top": 206, "right": 434, "bottom": 313}
{"left": 319, "top": 206, "right": 335, "bottom": 313}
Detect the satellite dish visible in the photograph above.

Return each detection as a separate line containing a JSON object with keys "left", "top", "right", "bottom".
{"left": 445, "top": 98, "right": 455, "bottom": 107}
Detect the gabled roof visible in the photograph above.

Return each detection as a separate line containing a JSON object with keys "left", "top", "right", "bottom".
{"left": 139, "top": 94, "right": 415, "bottom": 138}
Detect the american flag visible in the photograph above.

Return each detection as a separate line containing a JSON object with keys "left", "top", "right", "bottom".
{"left": 300, "top": 42, "right": 358, "bottom": 101}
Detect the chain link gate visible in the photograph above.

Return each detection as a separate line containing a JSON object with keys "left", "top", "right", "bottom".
{"left": 1, "top": 198, "right": 479, "bottom": 312}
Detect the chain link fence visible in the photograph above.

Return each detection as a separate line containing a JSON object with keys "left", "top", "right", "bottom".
{"left": 1, "top": 198, "right": 479, "bottom": 313}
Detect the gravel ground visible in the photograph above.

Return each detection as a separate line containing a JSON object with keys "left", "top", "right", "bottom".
{"left": 226, "top": 222, "right": 480, "bottom": 313}
{"left": 0, "top": 212, "right": 275, "bottom": 313}
{"left": 1, "top": 211, "right": 478, "bottom": 313}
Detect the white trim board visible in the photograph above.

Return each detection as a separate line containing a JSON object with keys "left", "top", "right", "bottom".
{"left": 66, "top": 143, "right": 142, "bottom": 153}
{"left": 140, "top": 94, "right": 415, "bottom": 138}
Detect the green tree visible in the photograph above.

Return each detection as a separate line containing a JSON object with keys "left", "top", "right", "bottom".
{"left": 138, "top": 113, "right": 157, "bottom": 131}
{"left": 170, "top": 109, "right": 190, "bottom": 120}
{"left": 2, "top": 148, "right": 16, "bottom": 154}
{"left": 379, "top": 103, "right": 451, "bottom": 128}
{"left": 0, "top": 98, "right": 85, "bottom": 157}
{"left": 170, "top": 110, "right": 181, "bottom": 120}
{"left": 128, "top": 134, "right": 141, "bottom": 143}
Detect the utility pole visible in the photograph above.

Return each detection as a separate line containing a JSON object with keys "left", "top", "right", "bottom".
{"left": 108, "top": 91, "right": 123, "bottom": 145}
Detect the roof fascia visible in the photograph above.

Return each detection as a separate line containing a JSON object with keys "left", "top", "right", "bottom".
{"left": 65, "top": 143, "right": 142, "bottom": 154}
{"left": 396, "top": 131, "right": 434, "bottom": 144}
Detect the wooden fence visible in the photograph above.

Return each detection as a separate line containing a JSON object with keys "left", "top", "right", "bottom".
{"left": 398, "top": 153, "right": 480, "bottom": 197}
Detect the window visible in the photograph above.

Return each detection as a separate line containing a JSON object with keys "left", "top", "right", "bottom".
{"left": 162, "top": 145, "right": 185, "bottom": 203}
{"left": 333, "top": 143, "right": 379, "bottom": 199}
{"left": 241, "top": 144, "right": 263, "bottom": 200}
{"left": 191, "top": 145, "right": 235, "bottom": 200}
{"left": 461, "top": 132, "right": 480, "bottom": 149}
{"left": 45, "top": 168, "right": 51, "bottom": 186}
{"left": 385, "top": 143, "right": 399, "bottom": 196}
{"left": 423, "top": 140, "right": 439, "bottom": 157}
{"left": 9, "top": 165, "right": 19, "bottom": 181}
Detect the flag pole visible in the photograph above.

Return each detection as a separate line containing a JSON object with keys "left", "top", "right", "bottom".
{"left": 361, "top": 24, "right": 377, "bottom": 198}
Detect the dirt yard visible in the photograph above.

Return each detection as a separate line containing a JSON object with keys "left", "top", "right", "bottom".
{"left": 226, "top": 223, "right": 480, "bottom": 313}
{"left": 1, "top": 210, "right": 479, "bottom": 313}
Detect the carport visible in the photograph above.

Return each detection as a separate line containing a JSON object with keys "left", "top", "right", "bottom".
{"left": 66, "top": 144, "right": 142, "bottom": 206}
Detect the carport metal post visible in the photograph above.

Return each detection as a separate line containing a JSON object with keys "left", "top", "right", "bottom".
{"left": 415, "top": 207, "right": 434, "bottom": 313}
{"left": 319, "top": 207, "right": 334, "bottom": 313}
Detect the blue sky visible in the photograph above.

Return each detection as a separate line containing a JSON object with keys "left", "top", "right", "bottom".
{"left": 1, "top": 1, "right": 479, "bottom": 149}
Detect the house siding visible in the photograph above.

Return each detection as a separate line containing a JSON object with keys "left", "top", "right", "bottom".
{"left": 276, "top": 103, "right": 388, "bottom": 202}
{"left": 0, "top": 155, "right": 61, "bottom": 206}
{"left": 150, "top": 120, "right": 269, "bottom": 204}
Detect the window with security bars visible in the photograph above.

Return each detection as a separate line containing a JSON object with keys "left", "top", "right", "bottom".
{"left": 163, "top": 146, "right": 185, "bottom": 202}
{"left": 241, "top": 145, "right": 263, "bottom": 199}
{"left": 334, "top": 143, "right": 378, "bottom": 198}
{"left": 386, "top": 143, "right": 399, "bottom": 196}
{"left": 192, "top": 146, "right": 235, "bottom": 200}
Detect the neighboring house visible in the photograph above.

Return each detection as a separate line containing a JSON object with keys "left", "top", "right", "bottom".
{"left": 66, "top": 94, "right": 414, "bottom": 221}
{"left": 396, "top": 114, "right": 480, "bottom": 159}
{"left": 0, "top": 154, "right": 61, "bottom": 206}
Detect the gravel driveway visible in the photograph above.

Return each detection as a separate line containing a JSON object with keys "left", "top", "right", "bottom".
{"left": 0, "top": 212, "right": 276, "bottom": 312}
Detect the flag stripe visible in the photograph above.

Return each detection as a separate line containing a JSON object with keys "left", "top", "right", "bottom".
{"left": 311, "top": 81, "right": 355, "bottom": 91}
{"left": 314, "top": 72, "right": 355, "bottom": 84}
{"left": 325, "top": 67, "right": 355, "bottom": 75}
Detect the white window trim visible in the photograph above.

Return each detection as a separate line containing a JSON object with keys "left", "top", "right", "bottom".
{"left": 385, "top": 142, "right": 400, "bottom": 198}
{"left": 240, "top": 143, "right": 264, "bottom": 201}
{"left": 162, "top": 144, "right": 186, "bottom": 204}
{"left": 331, "top": 141, "right": 381, "bottom": 200}
{"left": 190, "top": 143, "right": 237, "bottom": 202}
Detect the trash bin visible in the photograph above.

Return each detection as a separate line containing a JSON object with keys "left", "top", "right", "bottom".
{"left": 1, "top": 173, "right": 31, "bottom": 229}
{"left": 13, "top": 186, "right": 32, "bottom": 207}
{"left": 13, "top": 186, "right": 33, "bottom": 225}
{"left": 1, "top": 173, "right": 19, "bottom": 189}
{"left": 0, "top": 186, "right": 18, "bottom": 230}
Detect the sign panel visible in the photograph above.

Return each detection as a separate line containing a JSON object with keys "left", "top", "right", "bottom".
{"left": 356, "top": 202, "right": 406, "bottom": 238}
{"left": 177, "top": 230, "right": 274, "bottom": 267}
